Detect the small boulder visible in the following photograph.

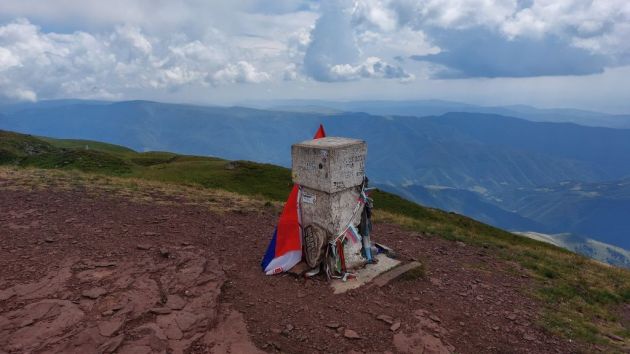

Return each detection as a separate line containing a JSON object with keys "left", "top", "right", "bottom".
{"left": 523, "top": 333, "right": 536, "bottom": 341}
{"left": 150, "top": 307, "right": 172, "bottom": 315}
{"left": 111, "top": 300, "right": 128, "bottom": 311}
{"left": 82, "top": 287, "right": 107, "bottom": 299}
{"left": 343, "top": 329, "right": 361, "bottom": 340}
{"left": 165, "top": 295, "right": 186, "bottom": 310}
{"left": 377, "top": 314, "right": 394, "bottom": 324}
{"left": 19, "top": 318, "right": 34, "bottom": 328}
{"left": 390, "top": 322, "right": 401, "bottom": 332}
{"left": 281, "top": 324, "right": 294, "bottom": 336}
{"left": 98, "top": 318, "right": 125, "bottom": 337}
{"left": 164, "top": 323, "right": 183, "bottom": 340}
{"left": 98, "top": 334, "right": 124, "bottom": 353}
{"left": 174, "top": 311, "right": 198, "bottom": 332}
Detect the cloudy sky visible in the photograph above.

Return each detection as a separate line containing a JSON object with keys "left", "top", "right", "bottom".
{"left": 0, "top": 0, "right": 629, "bottom": 112}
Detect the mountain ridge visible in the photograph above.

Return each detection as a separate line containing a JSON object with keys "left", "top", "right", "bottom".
{"left": 2, "top": 100, "right": 630, "bottom": 251}
{"left": 249, "top": 99, "right": 630, "bottom": 128}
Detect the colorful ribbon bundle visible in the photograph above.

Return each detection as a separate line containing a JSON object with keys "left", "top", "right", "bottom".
{"left": 344, "top": 225, "right": 362, "bottom": 244}
{"left": 331, "top": 185, "right": 371, "bottom": 244}
{"left": 324, "top": 180, "right": 374, "bottom": 280}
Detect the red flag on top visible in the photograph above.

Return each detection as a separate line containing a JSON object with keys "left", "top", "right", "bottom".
{"left": 261, "top": 125, "right": 326, "bottom": 275}
{"left": 313, "top": 124, "right": 326, "bottom": 139}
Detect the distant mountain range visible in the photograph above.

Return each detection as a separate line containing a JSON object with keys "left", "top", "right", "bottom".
{"left": 249, "top": 99, "right": 630, "bottom": 129}
{"left": 1, "top": 99, "right": 630, "bottom": 255}
{"left": 377, "top": 183, "right": 546, "bottom": 232}
{"left": 500, "top": 179, "right": 630, "bottom": 249}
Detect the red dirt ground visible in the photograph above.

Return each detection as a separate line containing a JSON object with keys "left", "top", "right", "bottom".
{"left": 0, "top": 175, "right": 587, "bottom": 353}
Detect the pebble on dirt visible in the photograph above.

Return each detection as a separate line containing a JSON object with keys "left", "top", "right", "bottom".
{"left": 82, "top": 287, "right": 107, "bottom": 299}
{"left": 344, "top": 329, "right": 361, "bottom": 339}
{"left": 390, "top": 322, "right": 401, "bottom": 331}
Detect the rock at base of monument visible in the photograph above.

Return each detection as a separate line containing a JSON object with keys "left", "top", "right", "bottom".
{"left": 287, "top": 262, "right": 310, "bottom": 276}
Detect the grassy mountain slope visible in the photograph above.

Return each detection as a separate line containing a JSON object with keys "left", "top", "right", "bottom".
{"left": 0, "top": 130, "right": 56, "bottom": 163}
{"left": 384, "top": 181, "right": 630, "bottom": 267}
{"left": 378, "top": 183, "right": 545, "bottom": 231}
{"left": 5, "top": 101, "right": 630, "bottom": 191}
{"left": 0, "top": 130, "right": 293, "bottom": 201}
{"left": 499, "top": 180, "right": 630, "bottom": 249}
{"left": 515, "top": 232, "right": 630, "bottom": 268}
{"left": 1, "top": 129, "right": 630, "bottom": 350}
{"left": 428, "top": 113, "right": 630, "bottom": 180}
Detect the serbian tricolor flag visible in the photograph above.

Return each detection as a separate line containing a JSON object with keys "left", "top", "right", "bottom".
{"left": 261, "top": 124, "right": 326, "bottom": 275}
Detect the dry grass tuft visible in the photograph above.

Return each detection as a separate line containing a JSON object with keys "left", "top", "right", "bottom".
{"left": 0, "top": 166, "right": 281, "bottom": 214}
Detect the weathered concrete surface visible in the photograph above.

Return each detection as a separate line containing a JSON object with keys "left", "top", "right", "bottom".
{"left": 293, "top": 136, "right": 369, "bottom": 272}
{"left": 292, "top": 137, "right": 366, "bottom": 194}
{"left": 300, "top": 186, "right": 362, "bottom": 237}
{"left": 331, "top": 254, "right": 401, "bottom": 294}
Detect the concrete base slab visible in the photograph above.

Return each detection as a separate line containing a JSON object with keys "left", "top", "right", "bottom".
{"left": 331, "top": 254, "right": 401, "bottom": 294}
{"left": 373, "top": 261, "right": 422, "bottom": 288}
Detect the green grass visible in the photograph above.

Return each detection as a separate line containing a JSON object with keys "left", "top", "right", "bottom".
{"left": 131, "top": 158, "right": 293, "bottom": 201}
{"left": 39, "top": 137, "right": 136, "bottom": 154}
{"left": 128, "top": 151, "right": 178, "bottom": 166}
{"left": 21, "top": 149, "right": 133, "bottom": 174}
{"left": 1, "top": 130, "right": 295, "bottom": 201}
{"left": 0, "top": 130, "right": 56, "bottom": 163}
{"left": 2, "top": 129, "right": 630, "bottom": 351}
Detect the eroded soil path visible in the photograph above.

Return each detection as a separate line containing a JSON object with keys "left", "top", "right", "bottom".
{"left": 0, "top": 173, "right": 585, "bottom": 353}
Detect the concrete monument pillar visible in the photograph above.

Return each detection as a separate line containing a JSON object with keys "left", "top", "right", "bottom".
{"left": 291, "top": 137, "right": 368, "bottom": 270}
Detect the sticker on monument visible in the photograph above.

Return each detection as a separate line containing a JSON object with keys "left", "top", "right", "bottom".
{"left": 302, "top": 193, "right": 316, "bottom": 204}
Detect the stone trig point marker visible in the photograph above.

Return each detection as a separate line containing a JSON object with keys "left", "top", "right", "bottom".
{"left": 292, "top": 136, "right": 408, "bottom": 292}
{"left": 292, "top": 137, "right": 366, "bottom": 240}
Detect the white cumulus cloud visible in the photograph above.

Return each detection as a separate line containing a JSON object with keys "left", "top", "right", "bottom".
{"left": 302, "top": 0, "right": 413, "bottom": 82}
{"left": 330, "top": 56, "right": 414, "bottom": 81}
{"left": 0, "top": 46, "right": 20, "bottom": 71}
{"left": 0, "top": 0, "right": 628, "bottom": 107}
{"left": 0, "top": 18, "right": 275, "bottom": 101}
{"left": 212, "top": 61, "right": 270, "bottom": 84}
